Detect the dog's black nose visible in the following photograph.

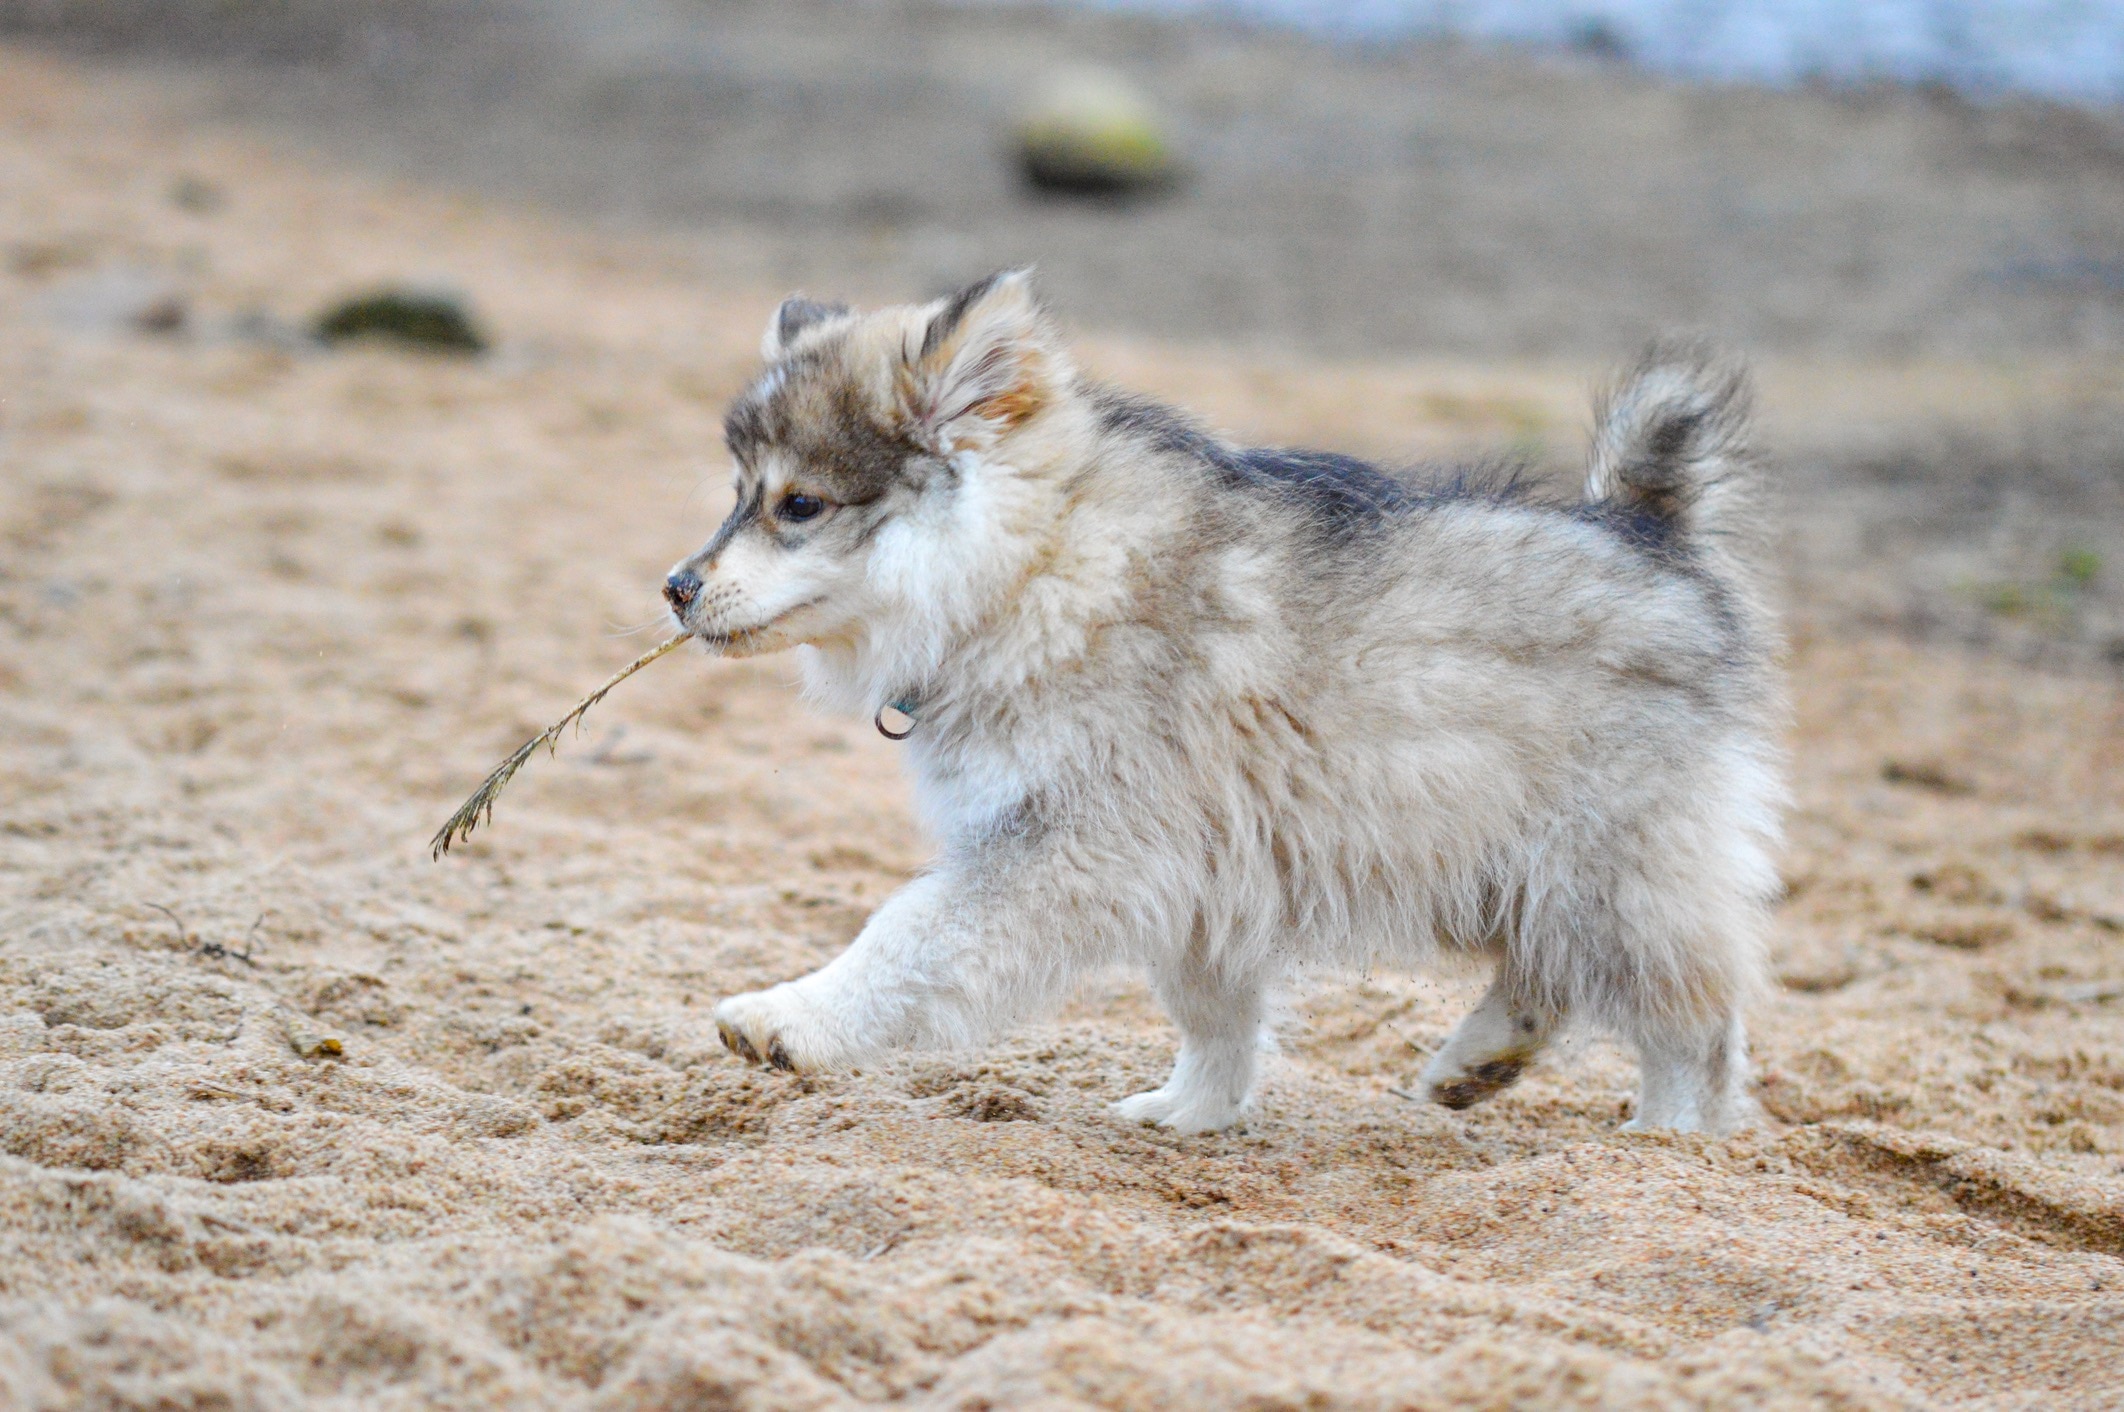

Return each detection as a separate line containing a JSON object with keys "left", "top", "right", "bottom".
{"left": 663, "top": 570, "right": 701, "bottom": 611}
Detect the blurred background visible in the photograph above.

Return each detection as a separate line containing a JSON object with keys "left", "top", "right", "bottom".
{"left": 5, "top": 0, "right": 2122, "bottom": 356}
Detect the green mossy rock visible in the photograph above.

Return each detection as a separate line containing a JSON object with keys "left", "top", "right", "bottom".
{"left": 314, "top": 288, "right": 487, "bottom": 354}
{"left": 1012, "top": 68, "right": 1177, "bottom": 197}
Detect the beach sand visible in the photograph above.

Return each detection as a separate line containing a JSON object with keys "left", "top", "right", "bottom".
{"left": 2, "top": 43, "right": 2122, "bottom": 1410}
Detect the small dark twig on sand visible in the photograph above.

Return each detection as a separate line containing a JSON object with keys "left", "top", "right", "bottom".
{"left": 146, "top": 903, "right": 262, "bottom": 966}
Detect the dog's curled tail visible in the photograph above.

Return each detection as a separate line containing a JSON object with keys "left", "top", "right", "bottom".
{"left": 1584, "top": 341, "right": 1766, "bottom": 591}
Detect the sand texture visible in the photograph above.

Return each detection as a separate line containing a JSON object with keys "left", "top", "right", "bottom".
{"left": 2, "top": 45, "right": 2123, "bottom": 1411}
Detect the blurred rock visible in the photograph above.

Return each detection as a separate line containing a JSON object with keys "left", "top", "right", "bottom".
{"left": 38, "top": 268, "right": 188, "bottom": 338}
{"left": 133, "top": 294, "right": 187, "bottom": 335}
{"left": 169, "top": 175, "right": 224, "bottom": 213}
{"left": 313, "top": 287, "right": 487, "bottom": 355}
{"left": 1011, "top": 67, "right": 1176, "bottom": 198}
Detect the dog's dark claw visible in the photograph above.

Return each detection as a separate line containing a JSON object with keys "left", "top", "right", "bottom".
{"left": 718, "top": 1022, "right": 761, "bottom": 1064}
{"left": 765, "top": 1037, "right": 796, "bottom": 1072}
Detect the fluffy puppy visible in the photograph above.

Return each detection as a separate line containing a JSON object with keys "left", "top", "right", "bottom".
{"left": 667, "top": 272, "right": 1784, "bottom": 1134}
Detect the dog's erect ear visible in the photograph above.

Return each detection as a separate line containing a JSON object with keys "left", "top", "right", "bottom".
{"left": 761, "top": 295, "right": 850, "bottom": 361}
{"left": 898, "top": 270, "right": 1063, "bottom": 450}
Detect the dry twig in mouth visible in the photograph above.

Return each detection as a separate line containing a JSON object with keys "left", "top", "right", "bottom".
{"left": 430, "top": 634, "right": 691, "bottom": 859}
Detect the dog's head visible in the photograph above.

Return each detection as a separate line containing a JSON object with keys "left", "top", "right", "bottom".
{"left": 664, "top": 271, "right": 1072, "bottom": 659}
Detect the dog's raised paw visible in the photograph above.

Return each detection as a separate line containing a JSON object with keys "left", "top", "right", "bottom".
{"left": 1421, "top": 1053, "right": 1532, "bottom": 1111}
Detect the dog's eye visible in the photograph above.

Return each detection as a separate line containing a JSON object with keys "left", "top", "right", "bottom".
{"left": 777, "top": 492, "right": 825, "bottom": 523}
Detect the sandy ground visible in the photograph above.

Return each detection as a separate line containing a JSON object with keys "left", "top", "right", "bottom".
{"left": 3, "top": 43, "right": 2124, "bottom": 1411}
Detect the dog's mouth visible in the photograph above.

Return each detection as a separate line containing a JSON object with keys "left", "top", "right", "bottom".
{"left": 696, "top": 624, "right": 781, "bottom": 658}
{"left": 680, "top": 596, "right": 826, "bottom": 657}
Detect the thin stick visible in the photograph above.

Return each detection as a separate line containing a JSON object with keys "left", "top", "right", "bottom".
{"left": 430, "top": 634, "right": 691, "bottom": 859}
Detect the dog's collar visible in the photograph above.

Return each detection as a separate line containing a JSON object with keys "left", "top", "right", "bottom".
{"left": 875, "top": 695, "right": 919, "bottom": 741}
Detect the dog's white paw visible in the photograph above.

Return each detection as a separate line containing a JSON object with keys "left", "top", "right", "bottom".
{"left": 1110, "top": 1084, "right": 1244, "bottom": 1135}
{"left": 713, "top": 984, "right": 851, "bottom": 1073}
{"left": 1619, "top": 1099, "right": 1753, "bottom": 1136}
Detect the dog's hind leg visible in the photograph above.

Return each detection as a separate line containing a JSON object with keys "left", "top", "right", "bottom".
{"left": 1419, "top": 964, "right": 1559, "bottom": 1111}
{"left": 1114, "top": 947, "right": 1267, "bottom": 1135}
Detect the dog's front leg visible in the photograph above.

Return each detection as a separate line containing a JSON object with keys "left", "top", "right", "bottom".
{"left": 1111, "top": 950, "right": 1266, "bottom": 1134}
{"left": 712, "top": 852, "right": 1088, "bottom": 1074}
